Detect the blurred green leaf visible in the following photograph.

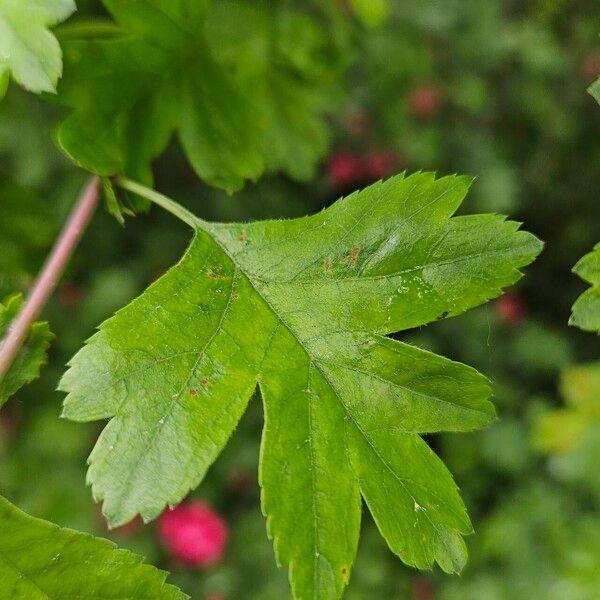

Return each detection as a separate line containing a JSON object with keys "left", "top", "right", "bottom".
{"left": 207, "top": 2, "right": 350, "bottom": 181}
{"left": 348, "top": 0, "right": 389, "bottom": 28}
{"left": 0, "top": 294, "right": 53, "bottom": 408}
{"left": 0, "top": 494, "right": 187, "bottom": 599}
{"left": 534, "top": 361, "right": 600, "bottom": 454}
{"left": 589, "top": 76, "right": 600, "bottom": 105}
{"left": 0, "top": 0, "right": 75, "bottom": 95}
{"left": 55, "top": 0, "right": 263, "bottom": 194}
{"left": 570, "top": 243, "right": 600, "bottom": 333}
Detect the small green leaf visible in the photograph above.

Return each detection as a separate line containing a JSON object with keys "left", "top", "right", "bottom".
{"left": 0, "top": 494, "right": 187, "bottom": 599}
{"left": 0, "top": 0, "right": 75, "bottom": 95}
{"left": 0, "top": 294, "right": 53, "bottom": 408}
{"left": 589, "top": 76, "right": 600, "bottom": 105}
{"left": 101, "top": 176, "right": 136, "bottom": 225}
{"left": 60, "top": 173, "right": 542, "bottom": 600}
{"left": 570, "top": 242, "right": 600, "bottom": 333}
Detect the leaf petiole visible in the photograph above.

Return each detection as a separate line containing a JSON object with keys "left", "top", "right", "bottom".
{"left": 116, "top": 177, "right": 204, "bottom": 230}
{"left": 0, "top": 177, "right": 101, "bottom": 381}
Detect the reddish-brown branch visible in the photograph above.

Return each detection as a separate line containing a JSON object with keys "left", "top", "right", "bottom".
{"left": 0, "top": 177, "right": 101, "bottom": 380}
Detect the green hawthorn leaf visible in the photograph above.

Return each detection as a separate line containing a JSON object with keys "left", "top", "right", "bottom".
{"left": 206, "top": 2, "right": 348, "bottom": 181}
{"left": 570, "top": 243, "right": 600, "bottom": 333}
{"left": 0, "top": 494, "right": 187, "bottom": 599}
{"left": 0, "top": 0, "right": 75, "bottom": 95}
{"left": 55, "top": 0, "right": 263, "bottom": 193}
{"left": 60, "top": 173, "right": 542, "bottom": 600}
{"left": 0, "top": 294, "right": 53, "bottom": 408}
{"left": 56, "top": 1, "right": 352, "bottom": 192}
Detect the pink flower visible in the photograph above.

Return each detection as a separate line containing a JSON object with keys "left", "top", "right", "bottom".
{"left": 497, "top": 292, "right": 526, "bottom": 325}
{"left": 409, "top": 85, "right": 442, "bottom": 119}
{"left": 158, "top": 501, "right": 228, "bottom": 568}
{"left": 362, "top": 150, "right": 399, "bottom": 180}
{"left": 327, "top": 151, "right": 363, "bottom": 189}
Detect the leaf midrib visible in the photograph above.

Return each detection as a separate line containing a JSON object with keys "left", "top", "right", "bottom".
{"left": 202, "top": 222, "right": 467, "bottom": 585}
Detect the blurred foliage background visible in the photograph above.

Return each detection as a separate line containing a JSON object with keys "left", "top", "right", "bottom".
{"left": 1, "top": 0, "right": 599, "bottom": 599}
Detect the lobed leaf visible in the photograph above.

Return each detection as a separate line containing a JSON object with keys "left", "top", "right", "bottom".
{"left": 0, "top": 494, "right": 187, "bottom": 599}
{"left": 0, "top": 294, "right": 53, "bottom": 408}
{"left": 0, "top": 0, "right": 75, "bottom": 95}
{"left": 570, "top": 242, "right": 600, "bottom": 333}
{"left": 60, "top": 173, "right": 543, "bottom": 600}
{"left": 55, "top": 0, "right": 350, "bottom": 195}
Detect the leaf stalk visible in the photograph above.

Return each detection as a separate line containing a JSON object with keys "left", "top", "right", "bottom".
{"left": 0, "top": 177, "right": 101, "bottom": 380}
{"left": 116, "top": 177, "right": 203, "bottom": 230}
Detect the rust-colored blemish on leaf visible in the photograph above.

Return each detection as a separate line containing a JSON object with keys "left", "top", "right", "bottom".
{"left": 324, "top": 257, "right": 333, "bottom": 271}
{"left": 239, "top": 228, "right": 247, "bottom": 243}
{"left": 200, "top": 378, "right": 209, "bottom": 386}
{"left": 208, "top": 265, "right": 227, "bottom": 280}
{"left": 189, "top": 388, "right": 198, "bottom": 396}
{"left": 349, "top": 245, "right": 361, "bottom": 267}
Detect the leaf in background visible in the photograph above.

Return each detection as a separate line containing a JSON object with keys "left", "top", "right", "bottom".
{"left": 348, "top": 0, "right": 390, "bottom": 28}
{"left": 0, "top": 0, "right": 75, "bottom": 95}
{"left": 60, "top": 173, "right": 542, "bottom": 600}
{"left": 533, "top": 362, "right": 600, "bottom": 502}
{"left": 0, "top": 494, "right": 187, "bottom": 599}
{"left": 534, "top": 361, "right": 600, "bottom": 454}
{"left": 207, "top": 2, "right": 351, "bottom": 181}
{"left": 570, "top": 243, "right": 600, "bottom": 333}
{"left": 55, "top": 0, "right": 263, "bottom": 194}
{"left": 589, "top": 76, "right": 600, "bottom": 105}
{"left": 0, "top": 295, "right": 53, "bottom": 408}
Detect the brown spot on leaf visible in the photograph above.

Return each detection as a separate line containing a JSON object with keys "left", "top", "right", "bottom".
{"left": 200, "top": 378, "right": 209, "bottom": 386}
{"left": 208, "top": 265, "right": 227, "bottom": 280}
{"left": 341, "top": 567, "right": 348, "bottom": 576}
{"left": 189, "top": 388, "right": 198, "bottom": 396}
{"left": 324, "top": 257, "right": 333, "bottom": 271}
{"left": 349, "top": 245, "right": 361, "bottom": 267}
{"left": 239, "top": 229, "right": 247, "bottom": 243}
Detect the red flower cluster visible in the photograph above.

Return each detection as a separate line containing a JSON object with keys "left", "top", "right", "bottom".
{"left": 409, "top": 85, "right": 443, "bottom": 119}
{"left": 497, "top": 291, "right": 526, "bottom": 325}
{"left": 327, "top": 150, "right": 400, "bottom": 190}
{"left": 158, "top": 500, "right": 228, "bottom": 568}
